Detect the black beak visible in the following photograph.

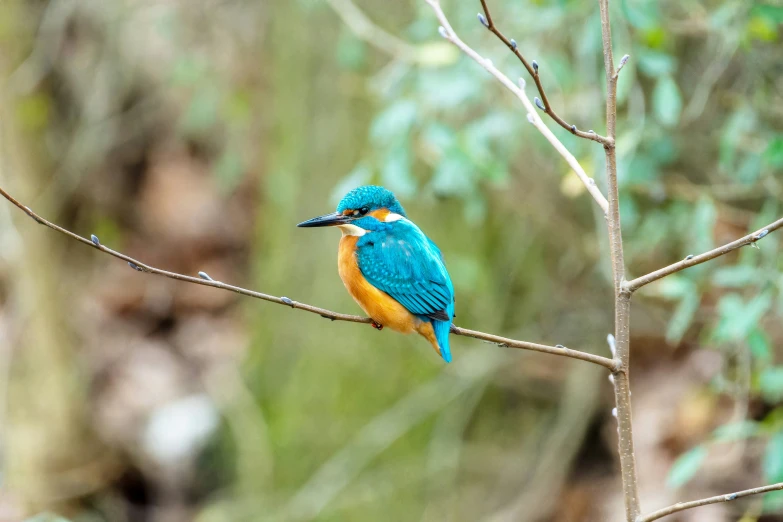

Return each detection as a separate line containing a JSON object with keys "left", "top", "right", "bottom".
{"left": 296, "top": 212, "right": 352, "bottom": 228}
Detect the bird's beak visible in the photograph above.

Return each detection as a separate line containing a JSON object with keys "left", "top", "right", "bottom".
{"left": 296, "top": 212, "right": 352, "bottom": 228}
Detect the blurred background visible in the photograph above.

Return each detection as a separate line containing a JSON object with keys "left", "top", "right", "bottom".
{"left": 0, "top": 0, "right": 781, "bottom": 521}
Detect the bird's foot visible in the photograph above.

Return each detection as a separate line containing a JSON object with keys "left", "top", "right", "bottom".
{"left": 371, "top": 320, "right": 384, "bottom": 331}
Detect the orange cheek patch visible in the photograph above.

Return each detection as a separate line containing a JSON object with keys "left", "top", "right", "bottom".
{"left": 369, "top": 208, "right": 390, "bottom": 222}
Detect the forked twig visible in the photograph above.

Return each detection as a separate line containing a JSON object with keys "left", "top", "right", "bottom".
{"left": 477, "top": 0, "right": 613, "bottom": 146}
{"left": 428, "top": 0, "right": 610, "bottom": 214}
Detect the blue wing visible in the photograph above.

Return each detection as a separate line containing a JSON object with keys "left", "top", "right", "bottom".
{"left": 356, "top": 219, "right": 454, "bottom": 322}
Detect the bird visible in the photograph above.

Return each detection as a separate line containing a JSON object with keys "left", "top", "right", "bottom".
{"left": 297, "top": 185, "right": 455, "bottom": 362}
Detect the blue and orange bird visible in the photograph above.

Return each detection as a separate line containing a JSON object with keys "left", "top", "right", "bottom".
{"left": 297, "top": 186, "right": 455, "bottom": 362}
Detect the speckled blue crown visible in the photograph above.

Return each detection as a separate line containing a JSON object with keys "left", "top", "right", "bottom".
{"left": 337, "top": 185, "right": 406, "bottom": 216}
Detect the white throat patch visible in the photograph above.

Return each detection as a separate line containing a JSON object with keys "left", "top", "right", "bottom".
{"left": 337, "top": 224, "right": 366, "bottom": 236}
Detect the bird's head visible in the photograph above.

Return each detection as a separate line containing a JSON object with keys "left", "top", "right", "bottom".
{"left": 297, "top": 185, "right": 407, "bottom": 235}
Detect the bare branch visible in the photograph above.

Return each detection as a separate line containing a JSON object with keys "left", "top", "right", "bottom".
{"left": 624, "top": 217, "right": 783, "bottom": 293}
{"left": 426, "top": 0, "right": 610, "bottom": 215}
{"left": 477, "top": 0, "right": 612, "bottom": 146}
{"left": 0, "top": 185, "right": 617, "bottom": 370}
{"left": 450, "top": 325, "right": 618, "bottom": 370}
{"left": 596, "top": 0, "right": 641, "bottom": 520}
{"left": 637, "top": 482, "right": 783, "bottom": 522}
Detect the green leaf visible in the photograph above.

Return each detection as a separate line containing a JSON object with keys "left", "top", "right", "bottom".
{"left": 649, "top": 135, "right": 679, "bottom": 165}
{"left": 418, "top": 67, "right": 482, "bottom": 109}
{"left": 656, "top": 275, "right": 694, "bottom": 300}
{"left": 747, "top": 15, "right": 779, "bottom": 42}
{"left": 463, "top": 112, "right": 516, "bottom": 184}
{"left": 764, "top": 136, "right": 783, "bottom": 168}
{"left": 369, "top": 100, "right": 418, "bottom": 145}
{"left": 181, "top": 85, "right": 220, "bottom": 133}
{"left": 336, "top": 30, "right": 367, "bottom": 71}
{"left": 381, "top": 143, "right": 416, "bottom": 199}
{"left": 224, "top": 90, "right": 252, "bottom": 126}
{"left": 623, "top": 155, "right": 659, "bottom": 188}
{"left": 170, "top": 55, "right": 208, "bottom": 86}
{"left": 763, "top": 432, "right": 783, "bottom": 483}
{"left": 712, "top": 421, "right": 760, "bottom": 442}
{"left": 667, "top": 446, "right": 707, "bottom": 488}
{"left": 575, "top": 12, "right": 603, "bottom": 60}
{"left": 431, "top": 149, "right": 474, "bottom": 196}
{"left": 748, "top": 329, "right": 773, "bottom": 362}
{"left": 15, "top": 94, "right": 50, "bottom": 130}
{"left": 616, "top": 58, "right": 635, "bottom": 105}
{"left": 751, "top": 5, "right": 783, "bottom": 25}
{"left": 620, "top": 0, "right": 660, "bottom": 29}
{"left": 719, "top": 107, "right": 755, "bottom": 172}
{"left": 761, "top": 368, "right": 783, "bottom": 404}
{"left": 464, "top": 195, "right": 487, "bottom": 225}
{"left": 714, "top": 292, "right": 773, "bottom": 343}
{"left": 710, "top": 3, "right": 743, "bottom": 29}
{"left": 763, "top": 490, "right": 783, "bottom": 513}
{"left": 465, "top": 111, "right": 517, "bottom": 143}
{"left": 666, "top": 291, "right": 700, "bottom": 345}
{"left": 762, "top": 431, "right": 783, "bottom": 512}
{"left": 620, "top": 196, "right": 639, "bottom": 230}
{"left": 214, "top": 148, "right": 244, "bottom": 193}
{"left": 653, "top": 75, "right": 683, "bottom": 128}
{"left": 421, "top": 123, "right": 457, "bottom": 156}
{"left": 638, "top": 51, "right": 676, "bottom": 76}
{"left": 689, "top": 197, "right": 717, "bottom": 254}
{"left": 735, "top": 153, "right": 762, "bottom": 185}
{"left": 711, "top": 265, "right": 757, "bottom": 288}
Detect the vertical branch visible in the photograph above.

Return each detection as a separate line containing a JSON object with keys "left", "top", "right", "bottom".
{"left": 598, "top": 0, "right": 641, "bottom": 520}
{"left": 613, "top": 295, "right": 640, "bottom": 522}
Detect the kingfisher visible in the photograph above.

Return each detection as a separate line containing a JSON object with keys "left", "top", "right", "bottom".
{"left": 297, "top": 185, "right": 455, "bottom": 362}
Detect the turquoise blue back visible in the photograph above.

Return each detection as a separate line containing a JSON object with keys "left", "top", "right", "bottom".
{"left": 354, "top": 216, "right": 455, "bottom": 362}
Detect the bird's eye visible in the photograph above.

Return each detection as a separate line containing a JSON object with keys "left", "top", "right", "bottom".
{"left": 360, "top": 207, "right": 369, "bottom": 215}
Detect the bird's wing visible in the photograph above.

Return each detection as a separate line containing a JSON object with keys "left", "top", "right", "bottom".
{"left": 356, "top": 220, "right": 453, "bottom": 321}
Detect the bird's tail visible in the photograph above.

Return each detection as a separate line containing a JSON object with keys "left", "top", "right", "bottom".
{"left": 432, "top": 312, "right": 453, "bottom": 363}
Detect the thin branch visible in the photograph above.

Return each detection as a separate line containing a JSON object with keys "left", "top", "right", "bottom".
{"left": 614, "top": 54, "right": 630, "bottom": 80}
{"left": 637, "top": 482, "right": 783, "bottom": 522}
{"left": 596, "top": 0, "right": 641, "bottom": 520}
{"left": 427, "top": 0, "right": 610, "bottom": 215}
{"left": 0, "top": 185, "right": 617, "bottom": 371}
{"left": 450, "top": 325, "right": 618, "bottom": 370}
{"left": 625, "top": 217, "right": 783, "bottom": 293}
{"left": 477, "top": 0, "right": 612, "bottom": 146}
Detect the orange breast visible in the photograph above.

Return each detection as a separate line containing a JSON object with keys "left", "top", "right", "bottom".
{"left": 338, "top": 235, "right": 419, "bottom": 334}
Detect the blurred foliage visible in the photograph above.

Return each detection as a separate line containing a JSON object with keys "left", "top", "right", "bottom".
{"left": 0, "top": 0, "right": 782, "bottom": 521}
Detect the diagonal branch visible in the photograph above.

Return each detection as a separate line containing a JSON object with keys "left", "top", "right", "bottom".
{"left": 0, "top": 185, "right": 618, "bottom": 371}
{"left": 427, "top": 0, "right": 609, "bottom": 215}
{"left": 637, "top": 482, "right": 783, "bottom": 522}
{"left": 478, "top": 0, "right": 612, "bottom": 146}
{"left": 450, "top": 325, "right": 617, "bottom": 369}
{"left": 624, "top": 216, "right": 783, "bottom": 293}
